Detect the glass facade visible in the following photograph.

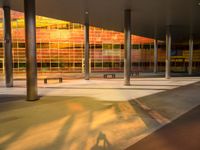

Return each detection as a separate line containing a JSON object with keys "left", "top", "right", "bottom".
{"left": 0, "top": 9, "right": 199, "bottom": 75}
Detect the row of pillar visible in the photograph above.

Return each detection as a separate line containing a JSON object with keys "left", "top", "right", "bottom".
{"left": 153, "top": 29, "right": 194, "bottom": 78}
{"left": 2, "top": 1, "right": 195, "bottom": 101}
{"left": 3, "top": 0, "right": 38, "bottom": 100}
{"left": 83, "top": 9, "right": 132, "bottom": 85}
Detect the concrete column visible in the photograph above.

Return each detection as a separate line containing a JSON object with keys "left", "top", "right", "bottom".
{"left": 165, "top": 28, "right": 171, "bottom": 79}
{"left": 3, "top": 6, "right": 13, "bottom": 87}
{"left": 154, "top": 39, "right": 158, "bottom": 73}
{"left": 124, "top": 9, "right": 131, "bottom": 86}
{"left": 24, "top": 0, "right": 38, "bottom": 101}
{"left": 84, "top": 11, "right": 90, "bottom": 80}
{"left": 188, "top": 36, "right": 193, "bottom": 75}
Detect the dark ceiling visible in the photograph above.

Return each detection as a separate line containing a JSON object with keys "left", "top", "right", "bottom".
{"left": 1, "top": 0, "right": 200, "bottom": 42}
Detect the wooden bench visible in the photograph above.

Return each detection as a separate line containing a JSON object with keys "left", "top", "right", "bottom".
{"left": 44, "top": 77, "right": 63, "bottom": 84}
{"left": 103, "top": 73, "right": 116, "bottom": 78}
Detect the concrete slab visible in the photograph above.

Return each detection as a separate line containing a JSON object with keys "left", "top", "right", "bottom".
{"left": 1, "top": 77, "right": 200, "bottom": 101}
{"left": 0, "top": 77, "right": 200, "bottom": 150}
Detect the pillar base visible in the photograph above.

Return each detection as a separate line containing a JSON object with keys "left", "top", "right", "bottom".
{"left": 27, "top": 95, "right": 40, "bottom": 101}
{"left": 6, "top": 84, "right": 13, "bottom": 88}
{"left": 124, "top": 82, "right": 131, "bottom": 86}
{"left": 165, "top": 76, "right": 170, "bottom": 79}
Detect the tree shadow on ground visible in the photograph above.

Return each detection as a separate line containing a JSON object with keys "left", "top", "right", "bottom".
{"left": 0, "top": 95, "right": 115, "bottom": 150}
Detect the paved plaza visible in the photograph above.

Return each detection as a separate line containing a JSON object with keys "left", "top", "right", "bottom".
{"left": 0, "top": 77, "right": 200, "bottom": 150}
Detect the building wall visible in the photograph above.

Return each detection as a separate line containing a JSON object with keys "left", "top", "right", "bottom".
{"left": 0, "top": 9, "right": 199, "bottom": 75}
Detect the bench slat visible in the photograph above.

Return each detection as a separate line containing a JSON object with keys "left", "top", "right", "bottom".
{"left": 44, "top": 77, "right": 63, "bottom": 84}
{"left": 103, "top": 73, "right": 115, "bottom": 78}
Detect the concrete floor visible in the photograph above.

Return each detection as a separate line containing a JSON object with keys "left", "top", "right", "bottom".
{"left": 126, "top": 105, "right": 200, "bottom": 150}
{"left": 0, "top": 77, "right": 200, "bottom": 150}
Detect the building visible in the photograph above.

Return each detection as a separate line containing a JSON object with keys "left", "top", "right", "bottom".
{"left": 0, "top": 10, "right": 200, "bottom": 76}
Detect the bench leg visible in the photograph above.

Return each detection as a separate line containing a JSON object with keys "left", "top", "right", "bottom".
{"left": 131, "top": 73, "right": 133, "bottom": 77}
{"left": 59, "top": 78, "right": 63, "bottom": 83}
{"left": 44, "top": 79, "right": 47, "bottom": 84}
